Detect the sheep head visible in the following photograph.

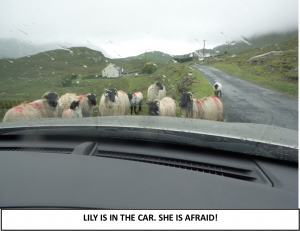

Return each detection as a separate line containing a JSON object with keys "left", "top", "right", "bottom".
{"left": 179, "top": 92, "right": 193, "bottom": 108}
{"left": 155, "top": 81, "right": 164, "bottom": 90}
{"left": 70, "top": 100, "right": 80, "bottom": 110}
{"left": 104, "top": 88, "right": 118, "bottom": 102}
{"left": 42, "top": 92, "right": 59, "bottom": 108}
{"left": 87, "top": 93, "right": 97, "bottom": 106}
{"left": 147, "top": 99, "right": 160, "bottom": 116}
{"left": 127, "top": 93, "right": 133, "bottom": 100}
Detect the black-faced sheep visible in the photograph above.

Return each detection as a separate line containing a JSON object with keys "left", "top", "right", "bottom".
{"left": 146, "top": 97, "right": 176, "bottom": 117}
{"left": 179, "top": 92, "right": 223, "bottom": 121}
{"left": 213, "top": 82, "right": 222, "bottom": 98}
{"left": 62, "top": 100, "right": 83, "bottom": 118}
{"left": 2, "top": 92, "right": 59, "bottom": 122}
{"left": 127, "top": 91, "right": 143, "bottom": 115}
{"left": 147, "top": 81, "right": 166, "bottom": 101}
{"left": 58, "top": 93, "right": 97, "bottom": 117}
{"left": 99, "top": 88, "right": 130, "bottom": 116}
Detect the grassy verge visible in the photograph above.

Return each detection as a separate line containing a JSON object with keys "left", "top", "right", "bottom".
{"left": 205, "top": 37, "right": 298, "bottom": 97}
{"left": 211, "top": 62, "right": 298, "bottom": 97}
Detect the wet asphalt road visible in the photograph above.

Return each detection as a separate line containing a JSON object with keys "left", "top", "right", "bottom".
{"left": 193, "top": 64, "right": 298, "bottom": 131}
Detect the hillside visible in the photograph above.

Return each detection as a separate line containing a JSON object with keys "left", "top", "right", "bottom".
{"left": 117, "top": 51, "right": 173, "bottom": 65}
{"left": 0, "top": 47, "right": 174, "bottom": 83}
{"left": 213, "top": 30, "right": 298, "bottom": 55}
{"left": 0, "top": 46, "right": 143, "bottom": 81}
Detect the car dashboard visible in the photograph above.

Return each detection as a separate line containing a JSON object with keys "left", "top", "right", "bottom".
{"left": 0, "top": 118, "right": 297, "bottom": 209}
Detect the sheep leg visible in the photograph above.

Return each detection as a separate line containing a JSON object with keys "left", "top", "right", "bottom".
{"left": 138, "top": 100, "right": 142, "bottom": 112}
{"left": 130, "top": 107, "right": 133, "bottom": 115}
{"left": 134, "top": 106, "right": 137, "bottom": 114}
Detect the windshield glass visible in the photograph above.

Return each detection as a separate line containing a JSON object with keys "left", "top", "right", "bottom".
{"left": 0, "top": 0, "right": 298, "bottom": 160}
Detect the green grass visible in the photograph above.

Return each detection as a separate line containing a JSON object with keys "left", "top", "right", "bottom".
{"left": 206, "top": 37, "right": 298, "bottom": 97}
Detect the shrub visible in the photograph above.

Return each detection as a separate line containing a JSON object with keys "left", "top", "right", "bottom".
{"left": 61, "top": 73, "right": 78, "bottom": 87}
{"left": 141, "top": 62, "right": 157, "bottom": 74}
{"left": 173, "top": 57, "right": 193, "bottom": 63}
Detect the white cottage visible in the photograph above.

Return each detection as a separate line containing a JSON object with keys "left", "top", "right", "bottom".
{"left": 102, "top": 63, "right": 123, "bottom": 78}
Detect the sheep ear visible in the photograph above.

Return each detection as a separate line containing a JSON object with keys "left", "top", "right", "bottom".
{"left": 42, "top": 92, "right": 48, "bottom": 99}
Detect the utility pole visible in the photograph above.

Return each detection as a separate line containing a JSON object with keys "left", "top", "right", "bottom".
{"left": 226, "top": 41, "right": 230, "bottom": 54}
{"left": 203, "top": 40, "right": 205, "bottom": 61}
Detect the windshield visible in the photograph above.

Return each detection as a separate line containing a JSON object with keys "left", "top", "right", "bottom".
{"left": 0, "top": 0, "right": 298, "bottom": 161}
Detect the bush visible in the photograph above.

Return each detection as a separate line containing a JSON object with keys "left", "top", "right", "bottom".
{"left": 70, "top": 73, "right": 78, "bottom": 80}
{"left": 174, "top": 57, "right": 193, "bottom": 63}
{"left": 176, "top": 84, "right": 190, "bottom": 92}
{"left": 61, "top": 73, "right": 77, "bottom": 87}
{"left": 141, "top": 62, "right": 157, "bottom": 74}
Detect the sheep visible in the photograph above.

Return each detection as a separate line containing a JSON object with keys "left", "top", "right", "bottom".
{"left": 213, "top": 82, "right": 222, "bottom": 98}
{"left": 58, "top": 93, "right": 97, "bottom": 117}
{"left": 61, "top": 100, "right": 83, "bottom": 118}
{"left": 179, "top": 92, "right": 223, "bottom": 121}
{"left": 3, "top": 92, "right": 59, "bottom": 122}
{"left": 78, "top": 93, "right": 97, "bottom": 117}
{"left": 147, "top": 81, "right": 166, "bottom": 101}
{"left": 135, "top": 72, "right": 139, "bottom": 77}
{"left": 127, "top": 91, "right": 143, "bottom": 115}
{"left": 146, "top": 97, "right": 176, "bottom": 117}
{"left": 99, "top": 88, "right": 130, "bottom": 116}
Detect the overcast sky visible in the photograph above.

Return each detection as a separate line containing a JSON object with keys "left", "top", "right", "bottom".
{"left": 0, "top": 0, "right": 298, "bottom": 58}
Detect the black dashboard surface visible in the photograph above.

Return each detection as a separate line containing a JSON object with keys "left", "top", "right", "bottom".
{"left": 0, "top": 134, "right": 297, "bottom": 209}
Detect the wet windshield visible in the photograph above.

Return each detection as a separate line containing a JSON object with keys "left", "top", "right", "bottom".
{"left": 0, "top": 0, "right": 298, "bottom": 159}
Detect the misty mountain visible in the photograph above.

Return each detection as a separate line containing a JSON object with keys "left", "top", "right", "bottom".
{"left": 0, "top": 38, "right": 113, "bottom": 59}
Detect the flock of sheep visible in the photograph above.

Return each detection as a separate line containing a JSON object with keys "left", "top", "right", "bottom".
{"left": 2, "top": 81, "right": 223, "bottom": 122}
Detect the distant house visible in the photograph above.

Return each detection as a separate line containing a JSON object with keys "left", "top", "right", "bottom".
{"left": 102, "top": 63, "right": 123, "bottom": 78}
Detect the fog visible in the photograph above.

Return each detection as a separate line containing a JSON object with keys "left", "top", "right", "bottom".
{"left": 0, "top": 0, "right": 298, "bottom": 57}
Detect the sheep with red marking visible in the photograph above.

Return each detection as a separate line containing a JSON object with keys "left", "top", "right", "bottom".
{"left": 58, "top": 93, "right": 97, "bottom": 117}
{"left": 2, "top": 92, "right": 59, "bottom": 122}
{"left": 127, "top": 91, "right": 143, "bottom": 115}
{"left": 62, "top": 100, "right": 83, "bottom": 118}
{"left": 179, "top": 92, "right": 223, "bottom": 121}
{"left": 99, "top": 88, "right": 130, "bottom": 116}
{"left": 147, "top": 81, "right": 166, "bottom": 101}
{"left": 146, "top": 97, "right": 176, "bottom": 117}
{"left": 213, "top": 82, "right": 222, "bottom": 98}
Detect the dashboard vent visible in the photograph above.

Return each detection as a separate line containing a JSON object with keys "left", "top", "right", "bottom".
{"left": 96, "top": 151, "right": 260, "bottom": 183}
{"left": 0, "top": 147, "right": 72, "bottom": 154}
